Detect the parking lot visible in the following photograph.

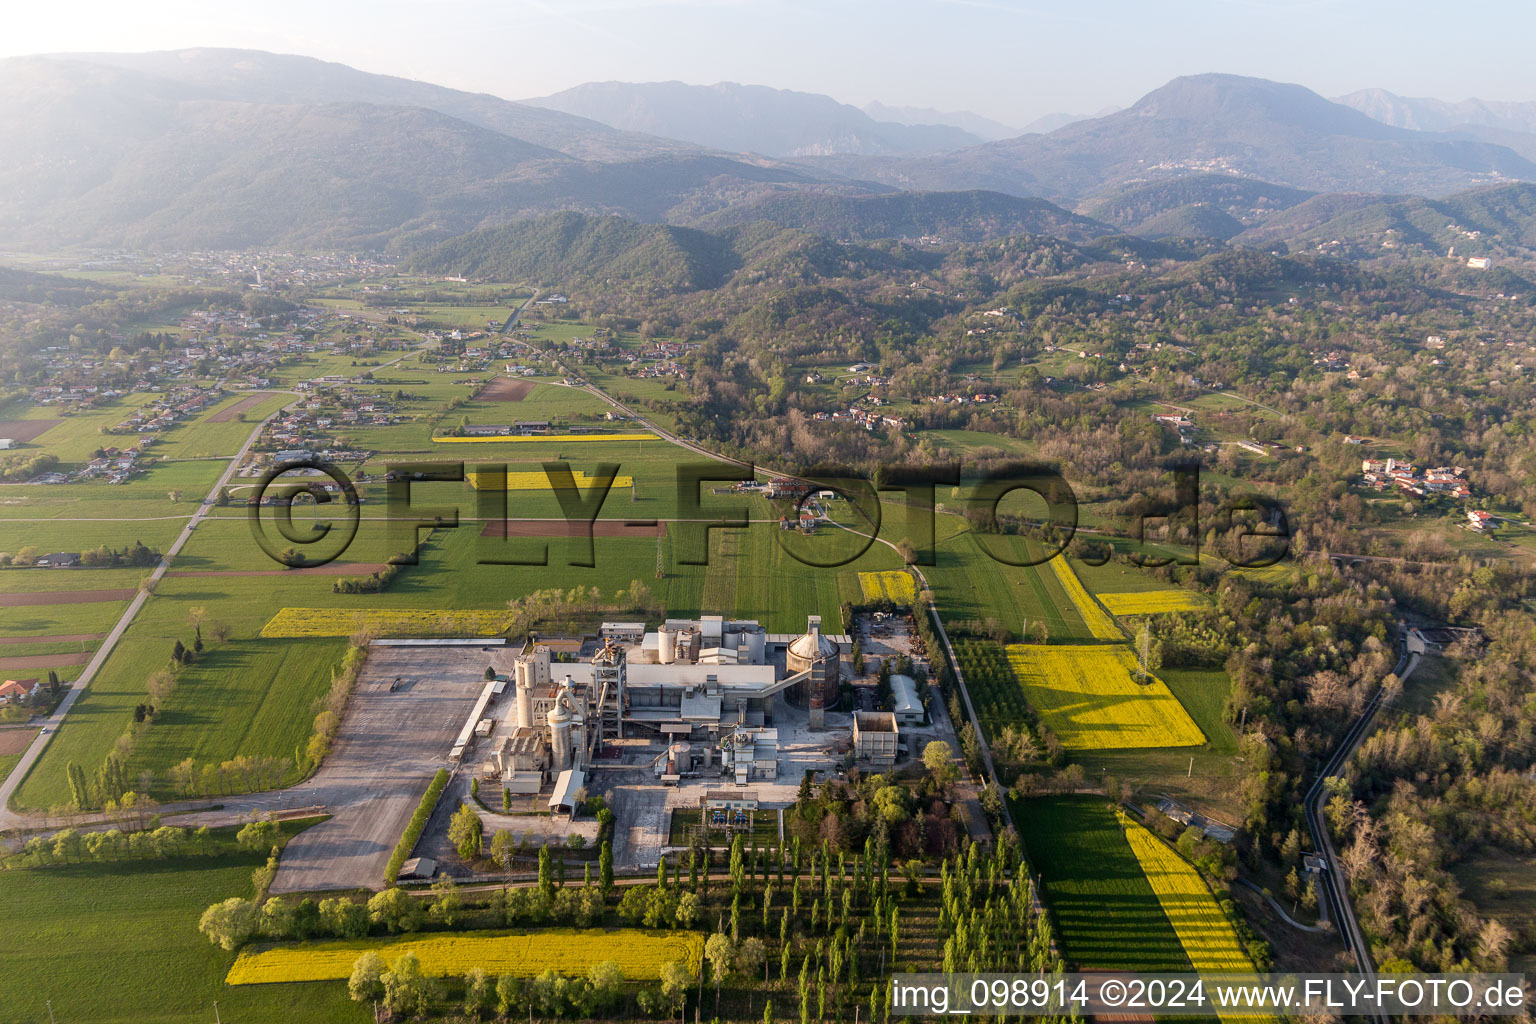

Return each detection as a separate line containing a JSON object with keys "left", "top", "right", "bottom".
{"left": 268, "top": 644, "right": 497, "bottom": 893}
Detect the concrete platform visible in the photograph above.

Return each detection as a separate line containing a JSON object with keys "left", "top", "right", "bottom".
{"left": 268, "top": 645, "right": 499, "bottom": 893}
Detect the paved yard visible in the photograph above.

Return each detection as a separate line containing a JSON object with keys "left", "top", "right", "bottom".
{"left": 263, "top": 644, "right": 499, "bottom": 893}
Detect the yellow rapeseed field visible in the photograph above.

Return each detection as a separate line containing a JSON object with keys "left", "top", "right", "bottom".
{"left": 1122, "top": 819, "right": 1254, "bottom": 970}
{"left": 1004, "top": 644, "right": 1204, "bottom": 750}
{"left": 857, "top": 570, "right": 917, "bottom": 605}
{"left": 465, "top": 468, "right": 634, "bottom": 490}
{"left": 1047, "top": 558, "right": 1123, "bottom": 640}
{"left": 433, "top": 433, "right": 656, "bottom": 444}
{"left": 227, "top": 928, "right": 705, "bottom": 985}
{"left": 260, "top": 608, "right": 516, "bottom": 639}
{"left": 1097, "top": 590, "right": 1210, "bottom": 616}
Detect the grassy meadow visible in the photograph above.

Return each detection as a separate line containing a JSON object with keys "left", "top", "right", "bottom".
{"left": 0, "top": 824, "right": 363, "bottom": 1024}
{"left": 1013, "top": 796, "right": 1191, "bottom": 971}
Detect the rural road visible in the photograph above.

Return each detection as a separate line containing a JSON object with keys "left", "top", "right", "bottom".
{"left": 1233, "top": 878, "right": 1330, "bottom": 934}
{"left": 0, "top": 392, "right": 302, "bottom": 829}
{"left": 1302, "top": 644, "right": 1417, "bottom": 1024}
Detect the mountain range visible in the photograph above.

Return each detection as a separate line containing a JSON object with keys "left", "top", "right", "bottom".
{"left": 803, "top": 75, "right": 1536, "bottom": 202}
{"left": 524, "top": 81, "right": 985, "bottom": 157}
{"left": 2, "top": 49, "right": 1536, "bottom": 256}
{"left": 1338, "top": 88, "right": 1536, "bottom": 137}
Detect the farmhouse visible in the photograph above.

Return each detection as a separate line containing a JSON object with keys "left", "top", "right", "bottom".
{"left": 0, "top": 678, "right": 39, "bottom": 703}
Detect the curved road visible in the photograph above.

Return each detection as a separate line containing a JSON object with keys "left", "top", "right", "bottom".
{"left": 1303, "top": 646, "right": 1416, "bottom": 1024}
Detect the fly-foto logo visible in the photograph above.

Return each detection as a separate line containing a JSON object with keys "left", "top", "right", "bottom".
{"left": 246, "top": 458, "right": 1290, "bottom": 571}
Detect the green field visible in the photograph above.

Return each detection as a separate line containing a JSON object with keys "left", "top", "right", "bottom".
{"left": 12, "top": 634, "right": 344, "bottom": 809}
{"left": 925, "top": 529, "right": 1093, "bottom": 642}
{"left": 1159, "top": 669, "right": 1238, "bottom": 755}
{"left": 1012, "top": 796, "right": 1191, "bottom": 971}
{"left": 0, "top": 517, "right": 187, "bottom": 558}
{"left": 0, "top": 751, "right": 24, "bottom": 784}
{"left": 13, "top": 488, "right": 901, "bottom": 807}
{"left": 2, "top": 594, "right": 135, "bottom": 640}
{"left": 3, "top": 394, "right": 161, "bottom": 463}
{"left": 911, "top": 428, "right": 1037, "bottom": 457}
{"left": 0, "top": 459, "right": 225, "bottom": 521}
{"left": 150, "top": 392, "right": 294, "bottom": 460}
{"left": 1069, "top": 553, "right": 1194, "bottom": 594}
{"left": 0, "top": 823, "right": 362, "bottom": 1024}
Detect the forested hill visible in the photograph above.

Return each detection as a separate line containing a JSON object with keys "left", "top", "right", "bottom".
{"left": 685, "top": 189, "right": 1113, "bottom": 243}
{"left": 409, "top": 212, "right": 934, "bottom": 293}
{"left": 1234, "top": 181, "right": 1536, "bottom": 259}
{"left": 0, "top": 264, "right": 116, "bottom": 305}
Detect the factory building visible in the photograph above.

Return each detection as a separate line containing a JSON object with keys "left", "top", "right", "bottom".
{"left": 472, "top": 613, "right": 847, "bottom": 795}
{"left": 889, "top": 673, "right": 926, "bottom": 726}
{"left": 719, "top": 726, "right": 779, "bottom": 783}
{"left": 852, "top": 711, "right": 899, "bottom": 770}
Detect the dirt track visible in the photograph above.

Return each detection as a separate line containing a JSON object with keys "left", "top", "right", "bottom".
{"left": 0, "top": 652, "right": 90, "bottom": 671}
{"left": 207, "top": 392, "right": 278, "bottom": 422}
{"left": 477, "top": 377, "right": 534, "bottom": 402}
{"left": 165, "top": 562, "right": 388, "bottom": 578}
{"left": 0, "top": 728, "right": 38, "bottom": 756}
{"left": 479, "top": 519, "right": 666, "bottom": 538}
{"left": 0, "top": 588, "right": 136, "bottom": 607}
{"left": 0, "top": 632, "right": 105, "bottom": 645}
{"left": 0, "top": 419, "right": 62, "bottom": 443}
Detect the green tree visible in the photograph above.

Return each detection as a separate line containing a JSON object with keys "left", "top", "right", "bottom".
{"left": 319, "top": 897, "right": 369, "bottom": 938}
{"left": 348, "top": 951, "right": 385, "bottom": 1003}
{"left": 236, "top": 819, "right": 278, "bottom": 853}
{"left": 67, "top": 761, "right": 90, "bottom": 809}
{"left": 538, "top": 846, "right": 555, "bottom": 904}
{"left": 739, "top": 936, "right": 768, "bottom": 983}
{"left": 429, "top": 874, "right": 463, "bottom": 925}
{"left": 495, "top": 973, "right": 522, "bottom": 1017}
{"left": 198, "top": 897, "right": 257, "bottom": 951}
{"left": 600, "top": 839, "right": 614, "bottom": 897}
{"left": 922, "top": 740, "right": 957, "bottom": 789}
{"left": 367, "top": 887, "right": 421, "bottom": 933}
{"left": 705, "top": 932, "right": 735, "bottom": 1012}
{"left": 448, "top": 802, "right": 483, "bottom": 860}
{"left": 382, "top": 951, "right": 437, "bottom": 1018}
{"left": 660, "top": 960, "right": 692, "bottom": 1017}
{"left": 587, "top": 961, "right": 624, "bottom": 1011}
{"left": 675, "top": 890, "right": 700, "bottom": 928}
{"left": 463, "top": 966, "right": 494, "bottom": 1019}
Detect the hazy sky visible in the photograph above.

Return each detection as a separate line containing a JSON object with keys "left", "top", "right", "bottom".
{"left": 6, "top": 0, "right": 1535, "bottom": 127}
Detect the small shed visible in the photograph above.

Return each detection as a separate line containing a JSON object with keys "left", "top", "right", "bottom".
{"left": 548, "top": 768, "right": 585, "bottom": 816}
{"left": 397, "top": 856, "right": 437, "bottom": 880}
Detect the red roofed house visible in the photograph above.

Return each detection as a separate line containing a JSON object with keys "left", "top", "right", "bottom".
{"left": 0, "top": 678, "right": 39, "bottom": 704}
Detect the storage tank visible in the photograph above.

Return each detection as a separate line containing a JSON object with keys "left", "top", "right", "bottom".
{"left": 548, "top": 698, "right": 573, "bottom": 771}
{"left": 744, "top": 627, "right": 766, "bottom": 665}
{"left": 664, "top": 741, "right": 689, "bottom": 775}
{"left": 787, "top": 614, "right": 839, "bottom": 727}
{"left": 658, "top": 625, "right": 676, "bottom": 665}
{"left": 515, "top": 676, "right": 534, "bottom": 731}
